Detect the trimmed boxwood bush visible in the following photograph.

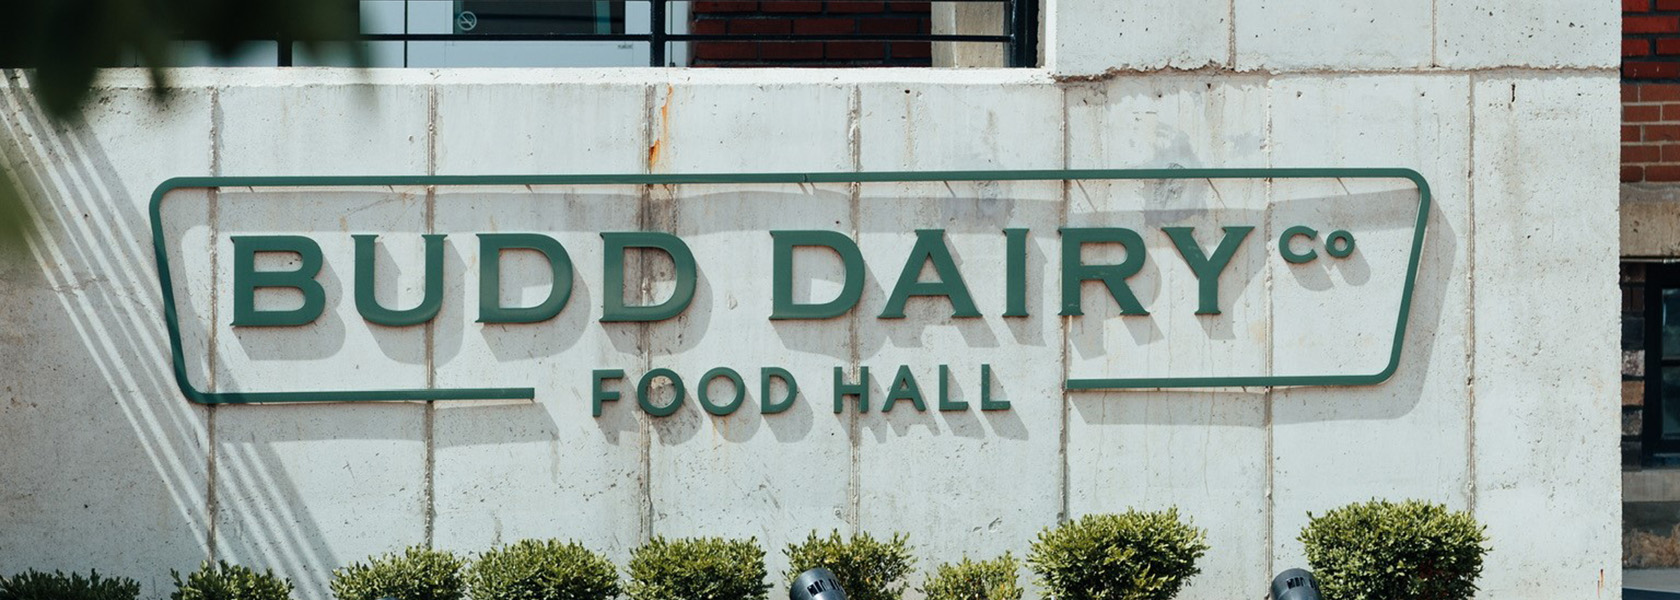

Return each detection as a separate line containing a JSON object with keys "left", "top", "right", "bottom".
{"left": 1299, "top": 499, "right": 1490, "bottom": 600}
{"left": 784, "top": 531, "right": 914, "bottom": 600}
{"left": 330, "top": 545, "right": 466, "bottom": 600}
{"left": 0, "top": 569, "right": 140, "bottom": 600}
{"left": 1028, "top": 509, "right": 1209, "bottom": 600}
{"left": 171, "top": 561, "right": 292, "bottom": 600}
{"left": 626, "top": 536, "right": 769, "bottom": 600}
{"left": 918, "top": 554, "right": 1022, "bottom": 600}
{"left": 467, "top": 539, "right": 619, "bottom": 600}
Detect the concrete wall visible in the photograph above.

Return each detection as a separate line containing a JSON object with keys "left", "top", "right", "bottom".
{"left": 0, "top": 0, "right": 1619, "bottom": 598}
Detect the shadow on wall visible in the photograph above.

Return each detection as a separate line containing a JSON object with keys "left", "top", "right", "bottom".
{"left": 1, "top": 71, "right": 1462, "bottom": 600}
{"left": 0, "top": 75, "right": 345, "bottom": 599}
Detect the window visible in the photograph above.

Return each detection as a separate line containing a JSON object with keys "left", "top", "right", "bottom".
{"left": 119, "top": 0, "right": 1035, "bottom": 68}
{"left": 1626, "top": 262, "right": 1680, "bottom": 466}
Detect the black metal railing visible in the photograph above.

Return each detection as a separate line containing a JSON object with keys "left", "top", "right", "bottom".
{"left": 341, "top": 0, "right": 1037, "bottom": 68}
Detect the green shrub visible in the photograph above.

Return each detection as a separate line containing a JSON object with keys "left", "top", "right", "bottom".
{"left": 1299, "top": 499, "right": 1490, "bottom": 600}
{"left": 171, "top": 561, "right": 293, "bottom": 600}
{"left": 330, "top": 545, "right": 466, "bottom": 600}
{"left": 627, "top": 536, "right": 769, "bottom": 600}
{"left": 783, "top": 531, "right": 914, "bottom": 600}
{"left": 1028, "top": 509, "right": 1209, "bottom": 600}
{"left": 0, "top": 569, "right": 140, "bottom": 600}
{"left": 918, "top": 554, "right": 1022, "bottom": 600}
{"left": 466, "top": 539, "right": 619, "bottom": 600}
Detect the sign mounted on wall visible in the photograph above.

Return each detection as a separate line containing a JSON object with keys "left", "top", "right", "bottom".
{"left": 149, "top": 168, "right": 1430, "bottom": 410}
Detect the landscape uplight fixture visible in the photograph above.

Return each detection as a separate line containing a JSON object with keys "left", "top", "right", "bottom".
{"left": 1270, "top": 568, "right": 1323, "bottom": 600}
{"left": 790, "top": 567, "right": 847, "bottom": 600}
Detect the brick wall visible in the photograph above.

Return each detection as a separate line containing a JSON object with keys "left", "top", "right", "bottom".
{"left": 689, "top": 1, "right": 932, "bottom": 67}
{"left": 1625, "top": 0, "right": 1680, "bottom": 182}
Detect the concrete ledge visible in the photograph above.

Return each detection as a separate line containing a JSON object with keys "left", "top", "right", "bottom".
{"left": 1625, "top": 183, "right": 1680, "bottom": 258}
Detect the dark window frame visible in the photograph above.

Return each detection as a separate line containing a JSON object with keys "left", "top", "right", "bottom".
{"left": 353, "top": 0, "right": 1038, "bottom": 68}
{"left": 1643, "top": 264, "right": 1680, "bottom": 462}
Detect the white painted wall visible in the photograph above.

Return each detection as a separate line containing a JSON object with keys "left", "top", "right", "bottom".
{"left": 0, "top": 0, "right": 1619, "bottom": 597}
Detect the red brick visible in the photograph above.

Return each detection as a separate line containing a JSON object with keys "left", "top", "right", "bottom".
{"left": 1631, "top": 39, "right": 1655, "bottom": 56}
{"left": 829, "top": 2, "right": 887, "bottom": 13}
{"left": 1659, "top": 0, "right": 1680, "bottom": 10}
{"left": 827, "top": 41, "right": 887, "bottom": 59}
{"left": 890, "top": 41, "right": 932, "bottom": 59}
{"left": 1627, "top": 125, "right": 1644, "bottom": 141}
{"left": 691, "top": 19, "right": 727, "bottom": 35}
{"left": 760, "top": 41, "right": 825, "bottom": 60}
{"left": 1626, "top": 144, "right": 1663, "bottom": 162}
{"left": 693, "top": 42, "right": 757, "bottom": 60}
{"left": 1645, "top": 84, "right": 1680, "bottom": 100}
{"left": 1629, "top": 104, "right": 1664, "bottom": 121}
{"left": 1662, "top": 144, "right": 1680, "bottom": 161}
{"left": 1627, "top": 16, "right": 1680, "bottom": 33}
{"left": 887, "top": 0, "right": 932, "bottom": 12}
{"left": 1626, "top": 166, "right": 1647, "bottom": 182}
{"left": 1629, "top": 0, "right": 1652, "bottom": 11}
{"left": 1629, "top": 84, "right": 1644, "bottom": 102}
{"left": 730, "top": 18, "right": 793, "bottom": 34}
{"left": 1659, "top": 39, "right": 1680, "bottom": 55}
{"left": 1628, "top": 61, "right": 1680, "bottom": 78}
{"left": 1647, "top": 124, "right": 1680, "bottom": 141}
{"left": 1648, "top": 165, "right": 1680, "bottom": 181}
{"left": 794, "top": 18, "right": 857, "bottom": 35}
{"left": 1664, "top": 104, "right": 1680, "bottom": 120}
{"left": 761, "top": 1, "right": 824, "bottom": 13}
{"left": 857, "top": 17, "right": 921, "bottom": 34}
{"left": 692, "top": 1, "right": 758, "bottom": 12}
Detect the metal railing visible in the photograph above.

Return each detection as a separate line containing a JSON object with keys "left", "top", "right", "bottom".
{"left": 341, "top": 0, "right": 1038, "bottom": 67}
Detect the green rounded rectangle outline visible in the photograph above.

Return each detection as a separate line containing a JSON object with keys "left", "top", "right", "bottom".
{"left": 148, "top": 168, "right": 1430, "bottom": 404}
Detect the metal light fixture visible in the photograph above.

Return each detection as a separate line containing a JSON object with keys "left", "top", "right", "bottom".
{"left": 790, "top": 567, "right": 847, "bottom": 600}
{"left": 1271, "top": 568, "right": 1322, "bottom": 600}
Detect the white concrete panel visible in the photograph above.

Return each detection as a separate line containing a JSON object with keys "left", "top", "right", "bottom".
{"left": 1050, "top": 0, "right": 1228, "bottom": 75}
{"left": 428, "top": 83, "right": 650, "bottom": 558}
{"left": 853, "top": 81, "right": 1063, "bottom": 594}
{"left": 1065, "top": 76, "right": 1268, "bottom": 170}
{"left": 211, "top": 83, "right": 432, "bottom": 600}
{"left": 429, "top": 186, "right": 647, "bottom": 559}
{"left": 648, "top": 80, "right": 854, "bottom": 174}
{"left": 216, "top": 84, "right": 429, "bottom": 176}
{"left": 645, "top": 183, "right": 855, "bottom": 590}
{"left": 643, "top": 81, "right": 854, "bottom": 592}
{"left": 435, "top": 83, "right": 649, "bottom": 175}
{"left": 1062, "top": 76, "right": 1270, "bottom": 599}
{"left": 211, "top": 190, "right": 431, "bottom": 394}
{"left": 212, "top": 403, "right": 426, "bottom": 600}
{"left": 0, "top": 84, "right": 212, "bottom": 595}
{"left": 1470, "top": 74, "right": 1621, "bottom": 598}
{"left": 1064, "top": 393, "right": 1269, "bottom": 597}
{"left": 1234, "top": 0, "right": 1432, "bottom": 71}
{"left": 1062, "top": 177, "right": 1270, "bottom": 383}
{"left": 1266, "top": 177, "right": 1420, "bottom": 379}
{"left": 1266, "top": 74, "right": 1474, "bottom": 569}
{"left": 1437, "top": 0, "right": 1618, "bottom": 69}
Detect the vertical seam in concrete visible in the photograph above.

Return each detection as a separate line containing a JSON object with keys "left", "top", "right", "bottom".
{"left": 637, "top": 83, "right": 656, "bottom": 545}
{"left": 423, "top": 83, "right": 439, "bottom": 549}
{"left": 1430, "top": 0, "right": 1439, "bottom": 67}
{"left": 846, "top": 83, "right": 863, "bottom": 537}
{"left": 1464, "top": 75, "right": 1478, "bottom": 515}
{"left": 1262, "top": 73, "right": 1275, "bottom": 581}
{"left": 1057, "top": 83, "right": 1071, "bottom": 524}
{"left": 206, "top": 85, "right": 222, "bottom": 563}
{"left": 1226, "top": 0, "right": 1237, "bottom": 68}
